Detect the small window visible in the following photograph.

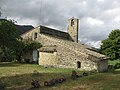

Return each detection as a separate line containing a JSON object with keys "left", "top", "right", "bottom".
{"left": 71, "top": 19, "right": 74, "bottom": 26}
{"left": 77, "top": 61, "right": 81, "bottom": 68}
{"left": 34, "top": 33, "right": 37, "bottom": 39}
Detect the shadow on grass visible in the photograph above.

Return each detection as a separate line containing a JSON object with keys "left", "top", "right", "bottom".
{"left": 0, "top": 62, "right": 20, "bottom": 67}
{"left": 102, "top": 69, "right": 120, "bottom": 75}
{"left": 110, "top": 69, "right": 120, "bottom": 74}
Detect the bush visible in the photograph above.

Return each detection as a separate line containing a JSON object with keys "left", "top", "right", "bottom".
{"left": 108, "top": 65, "right": 115, "bottom": 71}
{"left": 83, "top": 72, "right": 88, "bottom": 76}
{"left": 114, "top": 63, "right": 120, "bottom": 69}
{"left": 0, "top": 83, "right": 5, "bottom": 90}
{"left": 71, "top": 70, "right": 78, "bottom": 80}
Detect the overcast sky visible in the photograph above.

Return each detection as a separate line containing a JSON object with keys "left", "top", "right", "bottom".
{"left": 1, "top": 0, "right": 120, "bottom": 48}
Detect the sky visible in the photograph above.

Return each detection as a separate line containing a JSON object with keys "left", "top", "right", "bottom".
{"left": 0, "top": 0, "right": 120, "bottom": 48}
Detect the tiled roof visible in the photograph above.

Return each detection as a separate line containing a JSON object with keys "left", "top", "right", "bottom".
{"left": 15, "top": 25, "right": 34, "bottom": 35}
{"left": 40, "top": 25, "right": 73, "bottom": 41}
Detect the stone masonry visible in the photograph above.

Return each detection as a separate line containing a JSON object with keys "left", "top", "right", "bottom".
{"left": 21, "top": 17, "right": 108, "bottom": 72}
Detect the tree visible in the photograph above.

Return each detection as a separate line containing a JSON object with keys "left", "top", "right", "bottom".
{"left": 16, "top": 39, "right": 42, "bottom": 62}
{"left": 0, "top": 19, "right": 42, "bottom": 62}
{"left": 22, "top": 39, "right": 42, "bottom": 52}
{"left": 0, "top": 19, "right": 19, "bottom": 61}
{"left": 100, "top": 29, "right": 120, "bottom": 60}
{"left": 0, "top": 19, "right": 19, "bottom": 48}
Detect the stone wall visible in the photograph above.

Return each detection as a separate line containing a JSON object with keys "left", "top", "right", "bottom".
{"left": 98, "top": 60, "right": 108, "bottom": 72}
{"left": 39, "top": 52, "right": 58, "bottom": 67}
{"left": 67, "top": 18, "right": 79, "bottom": 42}
{"left": 21, "top": 26, "right": 107, "bottom": 71}
{"left": 21, "top": 26, "right": 40, "bottom": 40}
{"left": 37, "top": 34, "right": 99, "bottom": 71}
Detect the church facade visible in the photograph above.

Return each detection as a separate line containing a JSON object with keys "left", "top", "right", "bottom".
{"left": 21, "top": 17, "right": 108, "bottom": 72}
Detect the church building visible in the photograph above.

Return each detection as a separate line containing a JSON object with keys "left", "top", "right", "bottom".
{"left": 21, "top": 17, "right": 108, "bottom": 72}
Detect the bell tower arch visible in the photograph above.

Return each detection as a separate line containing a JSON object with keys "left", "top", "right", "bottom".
{"left": 67, "top": 17, "right": 79, "bottom": 43}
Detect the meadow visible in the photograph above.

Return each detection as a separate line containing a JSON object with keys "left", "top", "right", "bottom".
{"left": 0, "top": 62, "right": 120, "bottom": 90}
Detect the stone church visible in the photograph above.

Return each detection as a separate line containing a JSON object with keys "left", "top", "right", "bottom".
{"left": 21, "top": 17, "right": 108, "bottom": 72}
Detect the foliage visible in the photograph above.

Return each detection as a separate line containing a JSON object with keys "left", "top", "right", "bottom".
{"left": 22, "top": 39, "right": 42, "bottom": 52}
{"left": 0, "top": 19, "right": 19, "bottom": 48}
{"left": 100, "top": 29, "right": 120, "bottom": 60}
{"left": 114, "top": 63, "right": 120, "bottom": 69}
{"left": 0, "top": 47, "right": 16, "bottom": 62}
{"left": 71, "top": 70, "right": 78, "bottom": 80}
{"left": 0, "top": 19, "right": 20, "bottom": 61}
{"left": 0, "top": 19, "right": 42, "bottom": 62}
{"left": 15, "top": 39, "right": 42, "bottom": 62}
{"left": 108, "top": 59, "right": 120, "bottom": 66}
{"left": 0, "top": 83, "right": 5, "bottom": 90}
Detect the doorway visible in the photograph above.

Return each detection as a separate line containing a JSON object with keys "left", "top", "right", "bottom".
{"left": 77, "top": 61, "right": 81, "bottom": 68}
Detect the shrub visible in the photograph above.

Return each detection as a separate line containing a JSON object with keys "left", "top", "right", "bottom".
{"left": 114, "top": 63, "right": 120, "bottom": 69}
{"left": 0, "top": 83, "right": 5, "bottom": 90}
{"left": 108, "top": 65, "right": 115, "bottom": 71}
{"left": 71, "top": 70, "right": 79, "bottom": 80}
{"left": 83, "top": 72, "right": 88, "bottom": 76}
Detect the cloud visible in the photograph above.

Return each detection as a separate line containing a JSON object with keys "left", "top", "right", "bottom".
{"left": 86, "top": 17, "right": 104, "bottom": 26}
{"left": 86, "top": 40, "right": 101, "bottom": 49}
{"left": 114, "top": 16, "right": 120, "bottom": 22}
{"left": 1, "top": 0, "right": 120, "bottom": 48}
{"left": 97, "top": 0, "right": 104, "bottom": 2}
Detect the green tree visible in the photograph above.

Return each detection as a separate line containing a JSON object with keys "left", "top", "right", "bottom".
{"left": 0, "top": 19, "right": 19, "bottom": 61}
{"left": 0, "top": 19, "right": 42, "bottom": 62}
{"left": 100, "top": 29, "right": 120, "bottom": 60}
{"left": 0, "top": 19, "right": 19, "bottom": 48}
{"left": 16, "top": 39, "right": 42, "bottom": 62}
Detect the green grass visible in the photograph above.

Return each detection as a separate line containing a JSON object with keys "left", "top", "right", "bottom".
{"left": 0, "top": 62, "right": 79, "bottom": 76}
{"left": 0, "top": 62, "right": 120, "bottom": 90}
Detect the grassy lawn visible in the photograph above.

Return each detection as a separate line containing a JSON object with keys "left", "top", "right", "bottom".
{"left": 0, "top": 62, "right": 120, "bottom": 90}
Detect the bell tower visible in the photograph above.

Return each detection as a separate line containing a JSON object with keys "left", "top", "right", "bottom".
{"left": 67, "top": 17, "right": 79, "bottom": 43}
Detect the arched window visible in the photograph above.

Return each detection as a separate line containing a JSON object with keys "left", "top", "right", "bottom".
{"left": 77, "top": 61, "right": 81, "bottom": 68}
{"left": 34, "top": 33, "right": 37, "bottom": 39}
{"left": 71, "top": 19, "right": 74, "bottom": 26}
